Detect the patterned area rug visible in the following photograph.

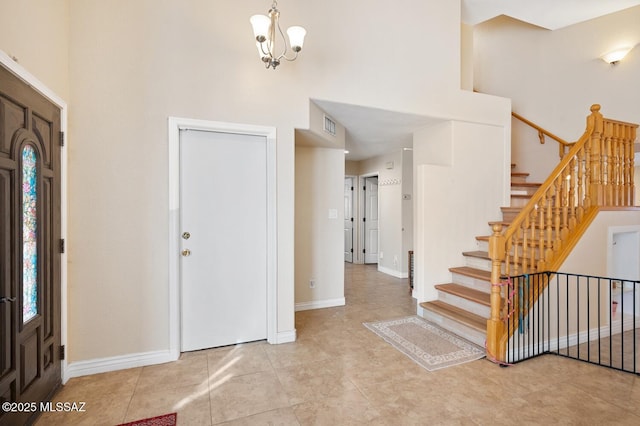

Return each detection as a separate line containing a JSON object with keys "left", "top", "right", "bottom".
{"left": 118, "top": 413, "right": 177, "bottom": 426}
{"left": 364, "top": 316, "right": 485, "bottom": 371}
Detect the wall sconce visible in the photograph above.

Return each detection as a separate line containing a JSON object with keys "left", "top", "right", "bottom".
{"left": 601, "top": 47, "right": 633, "bottom": 65}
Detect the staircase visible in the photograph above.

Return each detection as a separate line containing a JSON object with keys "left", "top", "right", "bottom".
{"left": 420, "top": 105, "right": 637, "bottom": 358}
{"left": 420, "top": 169, "right": 541, "bottom": 347}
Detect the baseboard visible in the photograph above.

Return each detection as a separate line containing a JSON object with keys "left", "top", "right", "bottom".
{"left": 378, "top": 265, "right": 408, "bottom": 279}
{"left": 273, "top": 329, "right": 297, "bottom": 344}
{"left": 65, "top": 349, "right": 177, "bottom": 379}
{"left": 295, "top": 297, "right": 346, "bottom": 312}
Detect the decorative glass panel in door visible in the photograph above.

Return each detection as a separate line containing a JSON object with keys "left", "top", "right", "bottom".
{"left": 22, "top": 144, "right": 38, "bottom": 323}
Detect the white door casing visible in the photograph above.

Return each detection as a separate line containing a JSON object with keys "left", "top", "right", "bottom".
{"left": 168, "top": 118, "right": 277, "bottom": 358}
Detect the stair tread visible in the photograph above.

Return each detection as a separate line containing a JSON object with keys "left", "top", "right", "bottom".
{"left": 511, "top": 172, "right": 529, "bottom": 177}
{"left": 511, "top": 182, "right": 542, "bottom": 188}
{"left": 449, "top": 266, "right": 491, "bottom": 281}
{"left": 462, "top": 250, "right": 489, "bottom": 260}
{"left": 511, "top": 194, "right": 533, "bottom": 199}
{"left": 420, "top": 301, "right": 487, "bottom": 332}
{"left": 435, "top": 283, "right": 491, "bottom": 306}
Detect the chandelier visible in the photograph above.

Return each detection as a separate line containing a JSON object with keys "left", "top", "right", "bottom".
{"left": 250, "top": 1, "right": 307, "bottom": 70}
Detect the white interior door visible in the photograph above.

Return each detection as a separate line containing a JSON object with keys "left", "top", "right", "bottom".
{"left": 344, "top": 177, "right": 354, "bottom": 262}
{"left": 180, "top": 129, "right": 268, "bottom": 351}
{"left": 364, "top": 176, "right": 379, "bottom": 264}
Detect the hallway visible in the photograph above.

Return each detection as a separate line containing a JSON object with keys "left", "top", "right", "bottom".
{"left": 37, "top": 263, "right": 640, "bottom": 425}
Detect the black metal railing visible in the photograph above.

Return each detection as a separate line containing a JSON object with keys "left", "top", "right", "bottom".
{"left": 505, "top": 271, "right": 640, "bottom": 374}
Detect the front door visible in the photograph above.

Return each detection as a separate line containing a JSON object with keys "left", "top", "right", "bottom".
{"left": 0, "top": 65, "right": 62, "bottom": 425}
{"left": 179, "top": 129, "right": 268, "bottom": 352}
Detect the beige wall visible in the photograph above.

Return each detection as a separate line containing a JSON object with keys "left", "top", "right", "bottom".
{"left": 474, "top": 6, "right": 640, "bottom": 182}
{"left": 561, "top": 210, "right": 640, "bottom": 277}
{"left": 1, "top": 0, "right": 511, "bottom": 365}
{"left": 0, "top": 0, "right": 70, "bottom": 99}
{"left": 414, "top": 121, "right": 507, "bottom": 302}
{"left": 294, "top": 147, "right": 345, "bottom": 308}
{"left": 345, "top": 161, "right": 360, "bottom": 176}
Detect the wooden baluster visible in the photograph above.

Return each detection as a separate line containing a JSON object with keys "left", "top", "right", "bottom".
{"left": 554, "top": 177, "right": 562, "bottom": 248}
{"left": 577, "top": 147, "right": 586, "bottom": 220}
{"left": 629, "top": 125, "right": 637, "bottom": 206}
{"left": 561, "top": 167, "right": 570, "bottom": 240}
{"left": 487, "top": 223, "right": 506, "bottom": 362}
{"left": 620, "top": 126, "right": 634, "bottom": 206}
{"left": 505, "top": 238, "right": 512, "bottom": 278}
{"left": 583, "top": 135, "right": 592, "bottom": 211}
{"left": 605, "top": 122, "right": 613, "bottom": 205}
{"left": 536, "top": 196, "right": 546, "bottom": 271}
{"left": 512, "top": 228, "right": 520, "bottom": 277}
{"left": 568, "top": 156, "right": 577, "bottom": 230}
{"left": 545, "top": 192, "right": 554, "bottom": 263}
{"left": 624, "top": 124, "right": 636, "bottom": 206}
{"left": 529, "top": 208, "right": 537, "bottom": 272}
{"left": 522, "top": 216, "right": 530, "bottom": 273}
{"left": 612, "top": 124, "right": 621, "bottom": 206}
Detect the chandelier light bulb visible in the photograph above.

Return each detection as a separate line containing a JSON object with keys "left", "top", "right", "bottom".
{"left": 287, "top": 26, "right": 306, "bottom": 52}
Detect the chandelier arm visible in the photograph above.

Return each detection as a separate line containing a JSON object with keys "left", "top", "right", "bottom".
{"left": 258, "top": 41, "right": 271, "bottom": 59}
{"left": 280, "top": 51, "right": 299, "bottom": 62}
{"left": 275, "top": 17, "right": 290, "bottom": 59}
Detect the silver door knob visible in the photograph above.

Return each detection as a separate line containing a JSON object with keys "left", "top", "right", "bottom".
{"left": 181, "top": 249, "right": 191, "bottom": 257}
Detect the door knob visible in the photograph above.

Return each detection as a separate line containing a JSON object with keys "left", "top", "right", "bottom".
{"left": 181, "top": 249, "right": 191, "bottom": 257}
{"left": 0, "top": 296, "right": 16, "bottom": 303}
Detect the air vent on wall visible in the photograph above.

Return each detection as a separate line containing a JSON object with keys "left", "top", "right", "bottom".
{"left": 323, "top": 114, "right": 336, "bottom": 136}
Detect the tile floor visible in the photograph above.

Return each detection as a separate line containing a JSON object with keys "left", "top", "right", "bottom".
{"left": 37, "top": 263, "right": 640, "bottom": 425}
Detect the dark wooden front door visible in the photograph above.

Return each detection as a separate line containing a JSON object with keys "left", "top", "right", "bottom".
{"left": 0, "top": 64, "right": 62, "bottom": 425}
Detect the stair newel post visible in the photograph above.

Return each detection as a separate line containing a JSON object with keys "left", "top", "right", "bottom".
{"left": 588, "top": 104, "right": 604, "bottom": 206}
{"left": 487, "top": 223, "right": 506, "bottom": 361}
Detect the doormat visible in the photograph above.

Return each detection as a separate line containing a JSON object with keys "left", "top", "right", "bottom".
{"left": 118, "top": 412, "right": 177, "bottom": 426}
{"left": 364, "top": 316, "right": 485, "bottom": 371}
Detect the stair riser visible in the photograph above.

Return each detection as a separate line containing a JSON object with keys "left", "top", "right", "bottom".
{"left": 451, "top": 272, "right": 491, "bottom": 294}
{"left": 511, "top": 186, "right": 539, "bottom": 195}
{"left": 502, "top": 211, "right": 519, "bottom": 222}
{"left": 511, "top": 175, "right": 529, "bottom": 184}
{"left": 510, "top": 197, "right": 531, "bottom": 208}
{"left": 420, "top": 310, "right": 486, "bottom": 347}
{"left": 437, "top": 291, "right": 490, "bottom": 318}
{"left": 465, "top": 256, "right": 491, "bottom": 272}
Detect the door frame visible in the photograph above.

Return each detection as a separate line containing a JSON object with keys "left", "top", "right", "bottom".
{"left": 359, "top": 172, "right": 379, "bottom": 265}
{"left": 0, "top": 50, "right": 69, "bottom": 383}
{"left": 168, "top": 117, "right": 277, "bottom": 359}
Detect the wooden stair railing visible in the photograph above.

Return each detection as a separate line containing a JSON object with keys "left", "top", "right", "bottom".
{"left": 512, "top": 111, "right": 576, "bottom": 158}
{"left": 487, "top": 104, "right": 638, "bottom": 362}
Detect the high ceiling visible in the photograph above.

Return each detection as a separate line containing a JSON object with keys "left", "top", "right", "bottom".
{"left": 315, "top": 0, "right": 640, "bottom": 162}
{"left": 462, "top": 0, "right": 640, "bottom": 30}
